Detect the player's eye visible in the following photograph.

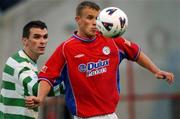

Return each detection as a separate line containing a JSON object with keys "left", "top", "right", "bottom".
{"left": 87, "top": 15, "right": 94, "bottom": 20}
{"left": 43, "top": 34, "right": 48, "bottom": 39}
{"left": 33, "top": 34, "right": 41, "bottom": 39}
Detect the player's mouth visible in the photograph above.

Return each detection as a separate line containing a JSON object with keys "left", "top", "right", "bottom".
{"left": 91, "top": 28, "right": 97, "bottom": 32}
{"left": 39, "top": 47, "right": 46, "bottom": 51}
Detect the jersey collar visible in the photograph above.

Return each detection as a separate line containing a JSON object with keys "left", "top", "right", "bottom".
{"left": 19, "top": 50, "right": 37, "bottom": 65}
{"left": 72, "top": 31, "right": 96, "bottom": 42}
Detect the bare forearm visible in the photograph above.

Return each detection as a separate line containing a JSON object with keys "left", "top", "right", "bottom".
{"left": 136, "top": 51, "right": 160, "bottom": 74}
{"left": 136, "top": 51, "right": 174, "bottom": 84}
{"left": 38, "top": 80, "right": 51, "bottom": 102}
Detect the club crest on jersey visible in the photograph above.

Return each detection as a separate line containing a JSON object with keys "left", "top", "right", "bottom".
{"left": 102, "top": 46, "right": 111, "bottom": 55}
{"left": 78, "top": 59, "right": 109, "bottom": 77}
{"left": 41, "top": 66, "right": 48, "bottom": 73}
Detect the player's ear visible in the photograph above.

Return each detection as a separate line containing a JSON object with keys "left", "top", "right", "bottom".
{"left": 22, "top": 37, "right": 28, "bottom": 46}
{"left": 75, "top": 16, "right": 81, "bottom": 25}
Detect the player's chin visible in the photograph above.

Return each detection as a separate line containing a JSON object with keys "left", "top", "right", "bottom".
{"left": 38, "top": 51, "right": 45, "bottom": 55}
{"left": 91, "top": 29, "right": 97, "bottom": 33}
{"left": 89, "top": 31, "right": 96, "bottom": 37}
{"left": 38, "top": 48, "right": 46, "bottom": 54}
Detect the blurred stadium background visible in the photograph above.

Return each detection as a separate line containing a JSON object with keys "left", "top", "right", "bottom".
{"left": 0, "top": 0, "right": 179, "bottom": 119}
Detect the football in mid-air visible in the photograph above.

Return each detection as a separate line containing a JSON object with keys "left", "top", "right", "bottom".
{"left": 96, "top": 7, "right": 128, "bottom": 37}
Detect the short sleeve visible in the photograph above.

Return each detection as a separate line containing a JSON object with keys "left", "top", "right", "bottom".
{"left": 113, "top": 37, "right": 140, "bottom": 61}
{"left": 38, "top": 43, "right": 66, "bottom": 86}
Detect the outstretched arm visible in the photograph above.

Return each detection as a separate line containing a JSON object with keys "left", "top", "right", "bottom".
{"left": 136, "top": 51, "right": 174, "bottom": 85}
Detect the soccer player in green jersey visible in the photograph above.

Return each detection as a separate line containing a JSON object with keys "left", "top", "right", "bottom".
{"left": 0, "top": 20, "right": 63, "bottom": 119}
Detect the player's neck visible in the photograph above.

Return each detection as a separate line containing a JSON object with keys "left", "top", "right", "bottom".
{"left": 23, "top": 48, "right": 39, "bottom": 63}
{"left": 76, "top": 30, "right": 95, "bottom": 39}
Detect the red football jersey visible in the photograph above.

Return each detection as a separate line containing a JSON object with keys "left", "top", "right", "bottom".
{"left": 39, "top": 32, "right": 140, "bottom": 117}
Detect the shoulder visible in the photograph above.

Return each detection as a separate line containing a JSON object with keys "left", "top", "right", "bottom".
{"left": 11, "top": 50, "right": 30, "bottom": 64}
{"left": 3, "top": 51, "right": 33, "bottom": 77}
{"left": 113, "top": 37, "right": 133, "bottom": 48}
{"left": 50, "top": 37, "right": 77, "bottom": 58}
{"left": 8, "top": 51, "right": 34, "bottom": 71}
{"left": 60, "top": 36, "right": 79, "bottom": 51}
{"left": 113, "top": 36, "right": 126, "bottom": 44}
{"left": 5, "top": 51, "right": 26, "bottom": 67}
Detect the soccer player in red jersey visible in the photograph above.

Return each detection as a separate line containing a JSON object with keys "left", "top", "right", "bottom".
{"left": 25, "top": 1, "right": 174, "bottom": 119}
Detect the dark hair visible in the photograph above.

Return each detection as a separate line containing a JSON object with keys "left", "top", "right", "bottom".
{"left": 22, "top": 20, "right": 47, "bottom": 38}
{"left": 76, "top": 1, "right": 100, "bottom": 16}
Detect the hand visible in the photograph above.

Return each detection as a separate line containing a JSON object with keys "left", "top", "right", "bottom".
{"left": 25, "top": 96, "right": 42, "bottom": 109}
{"left": 155, "top": 70, "right": 174, "bottom": 85}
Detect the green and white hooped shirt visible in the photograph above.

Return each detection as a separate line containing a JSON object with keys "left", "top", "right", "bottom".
{"left": 0, "top": 50, "right": 64, "bottom": 119}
